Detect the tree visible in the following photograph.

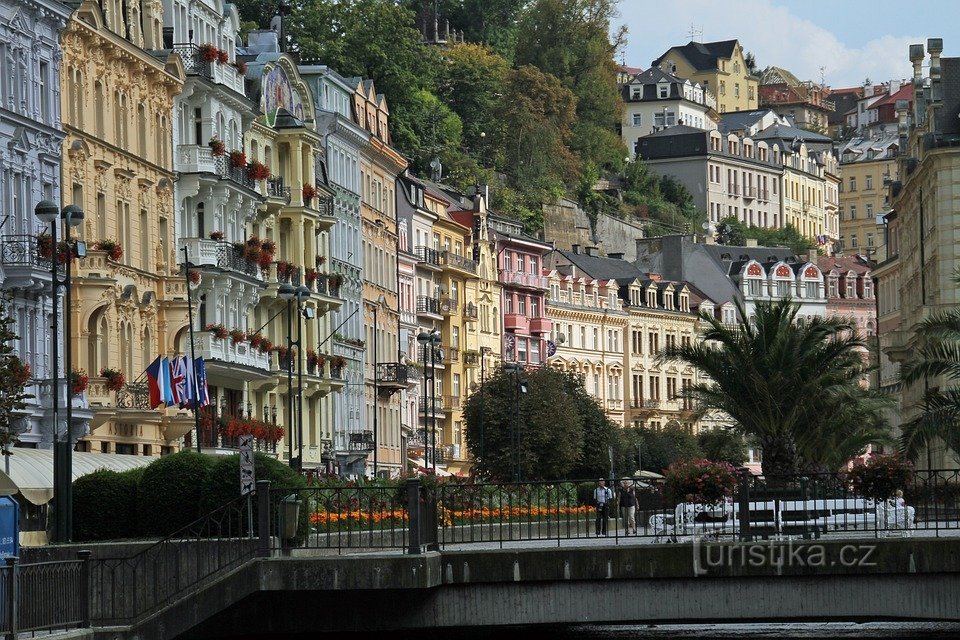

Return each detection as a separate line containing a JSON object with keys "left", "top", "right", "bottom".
{"left": 610, "top": 424, "right": 701, "bottom": 476}
{"left": 462, "top": 367, "right": 617, "bottom": 481}
{"left": 898, "top": 305, "right": 960, "bottom": 463}
{"left": 697, "top": 428, "right": 748, "bottom": 467}
{"left": 715, "top": 215, "right": 815, "bottom": 255}
{"left": 0, "top": 296, "right": 32, "bottom": 456}
{"left": 661, "top": 297, "right": 890, "bottom": 476}
{"left": 288, "top": 0, "right": 439, "bottom": 157}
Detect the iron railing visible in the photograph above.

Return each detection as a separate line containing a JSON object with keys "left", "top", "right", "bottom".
{"left": 0, "top": 553, "right": 90, "bottom": 635}
{"left": 216, "top": 241, "right": 260, "bottom": 278}
{"left": 0, "top": 234, "right": 62, "bottom": 272}
{"left": 266, "top": 177, "right": 291, "bottom": 203}
{"left": 214, "top": 155, "right": 257, "bottom": 191}
{"left": 89, "top": 493, "right": 258, "bottom": 626}
{"left": 377, "top": 363, "right": 411, "bottom": 385}
{"left": 416, "top": 296, "right": 441, "bottom": 315}
{"left": 440, "top": 250, "right": 478, "bottom": 274}
{"left": 116, "top": 382, "right": 151, "bottom": 410}
{"left": 413, "top": 246, "right": 441, "bottom": 266}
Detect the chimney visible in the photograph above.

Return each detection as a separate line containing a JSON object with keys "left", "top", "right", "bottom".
{"left": 745, "top": 238, "right": 758, "bottom": 247}
{"left": 571, "top": 244, "right": 581, "bottom": 254}
{"left": 928, "top": 38, "right": 944, "bottom": 131}
{"left": 910, "top": 43, "right": 926, "bottom": 125}
{"left": 585, "top": 246, "right": 599, "bottom": 256}
{"left": 647, "top": 272, "right": 662, "bottom": 282}
{"left": 807, "top": 249, "right": 818, "bottom": 265}
{"left": 896, "top": 99, "right": 910, "bottom": 155}
{"left": 608, "top": 252, "right": 625, "bottom": 260}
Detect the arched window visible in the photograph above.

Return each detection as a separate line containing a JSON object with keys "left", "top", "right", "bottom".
{"left": 138, "top": 104, "right": 147, "bottom": 159}
{"left": 123, "top": 322, "right": 134, "bottom": 378}
{"left": 94, "top": 81, "right": 105, "bottom": 137}
{"left": 143, "top": 325, "right": 153, "bottom": 374}
{"left": 88, "top": 308, "right": 109, "bottom": 374}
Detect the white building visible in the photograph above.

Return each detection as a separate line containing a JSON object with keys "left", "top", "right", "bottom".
{"left": 621, "top": 67, "right": 718, "bottom": 153}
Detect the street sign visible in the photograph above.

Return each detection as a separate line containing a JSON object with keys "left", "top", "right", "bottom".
{"left": 239, "top": 434, "right": 255, "bottom": 496}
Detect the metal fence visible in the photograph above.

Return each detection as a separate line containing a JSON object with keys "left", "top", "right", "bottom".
{"left": 0, "top": 552, "right": 89, "bottom": 638}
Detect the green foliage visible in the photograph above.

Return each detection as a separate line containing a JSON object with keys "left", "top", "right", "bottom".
{"left": 73, "top": 468, "right": 142, "bottom": 541}
{"left": 137, "top": 450, "right": 215, "bottom": 536}
{"left": 716, "top": 215, "right": 815, "bottom": 255}
{"left": 898, "top": 299, "right": 960, "bottom": 462}
{"left": 202, "top": 451, "right": 306, "bottom": 512}
{"left": 697, "top": 428, "right": 749, "bottom": 466}
{"left": 661, "top": 297, "right": 892, "bottom": 475}
{"left": 463, "top": 367, "right": 619, "bottom": 481}
{"left": 435, "top": 43, "right": 510, "bottom": 156}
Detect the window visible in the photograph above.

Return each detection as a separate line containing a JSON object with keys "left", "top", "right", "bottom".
{"left": 850, "top": 205, "right": 857, "bottom": 220}
{"left": 851, "top": 235, "right": 859, "bottom": 249}
{"left": 867, "top": 233, "right": 875, "bottom": 247}
{"left": 632, "top": 113, "right": 642, "bottom": 126}
{"left": 845, "top": 278, "right": 855, "bottom": 298}
{"left": 776, "top": 281, "right": 791, "bottom": 297}
{"left": 805, "top": 282, "right": 818, "bottom": 298}
{"left": 866, "top": 175, "right": 873, "bottom": 190}
{"left": 630, "top": 87, "right": 641, "bottom": 100}
{"left": 866, "top": 203, "right": 874, "bottom": 217}
{"left": 658, "top": 83, "right": 669, "bottom": 99}
{"left": 748, "top": 279, "right": 761, "bottom": 296}
{"left": 723, "top": 307, "right": 736, "bottom": 324}
{"left": 734, "top": 83, "right": 740, "bottom": 98}
{"left": 849, "top": 176, "right": 857, "bottom": 192}
{"left": 719, "top": 81, "right": 726, "bottom": 96}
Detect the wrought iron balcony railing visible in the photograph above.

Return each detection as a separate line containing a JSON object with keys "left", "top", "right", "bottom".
{"left": 214, "top": 155, "right": 257, "bottom": 191}
{"left": 440, "top": 250, "right": 477, "bottom": 274}
{"left": 413, "top": 246, "right": 442, "bottom": 266}
{"left": 116, "top": 382, "right": 151, "bottom": 410}
{"left": 416, "top": 296, "right": 441, "bottom": 315}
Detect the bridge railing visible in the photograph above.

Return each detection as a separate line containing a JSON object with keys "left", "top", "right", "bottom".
{"left": 0, "top": 552, "right": 91, "bottom": 636}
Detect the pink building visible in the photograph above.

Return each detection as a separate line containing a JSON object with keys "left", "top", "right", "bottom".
{"left": 818, "top": 255, "right": 876, "bottom": 342}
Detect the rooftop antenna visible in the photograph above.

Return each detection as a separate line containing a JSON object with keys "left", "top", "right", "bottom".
{"left": 819, "top": 65, "right": 826, "bottom": 87}
{"left": 687, "top": 24, "right": 703, "bottom": 43}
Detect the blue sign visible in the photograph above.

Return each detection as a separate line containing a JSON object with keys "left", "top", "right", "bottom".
{"left": 0, "top": 497, "right": 19, "bottom": 558}
{"left": 546, "top": 340, "right": 557, "bottom": 357}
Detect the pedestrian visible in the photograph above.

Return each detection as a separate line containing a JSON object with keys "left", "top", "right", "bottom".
{"left": 594, "top": 477, "right": 612, "bottom": 536}
{"left": 619, "top": 479, "right": 637, "bottom": 534}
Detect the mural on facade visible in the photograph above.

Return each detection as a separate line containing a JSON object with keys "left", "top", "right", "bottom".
{"left": 261, "top": 63, "right": 304, "bottom": 123}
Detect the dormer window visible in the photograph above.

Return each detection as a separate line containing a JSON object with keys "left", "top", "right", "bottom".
{"left": 647, "top": 290, "right": 657, "bottom": 307}
{"left": 680, "top": 294, "right": 690, "bottom": 313}
{"left": 828, "top": 275, "right": 839, "bottom": 298}
{"left": 631, "top": 86, "right": 641, "bottom": 100}
{"left": 658, "top": 82, "right": 669, "bottom": 99}
{"left": 845, "top": 275, "right": 856, "bottom": 298}
{"left": 863, "top": 277, "right": 873, "bottom": 299}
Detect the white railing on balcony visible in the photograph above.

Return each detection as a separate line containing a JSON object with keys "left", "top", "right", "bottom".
{"left": 498, "top": 270, "right": 549, "bottom": 289}
{"left": 195, "top": 332, "right": 271, "bottom": 371}
{"left": 177, "top": 145, "right": 217, "bottom": 175}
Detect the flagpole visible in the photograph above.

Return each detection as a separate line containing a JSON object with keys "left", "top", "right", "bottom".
{"left": 183, "top": 246, "right": 202, "bottom": 453}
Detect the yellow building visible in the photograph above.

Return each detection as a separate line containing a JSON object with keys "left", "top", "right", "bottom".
{"left": 242, "top": 55, "right": 343, "bottom": 471}
{"left": 652, "top": 39, "right": 758, "bottom": 113}
{"left": 60, "top": 0, "right": 189, "bottom": 455}
{"left": 350, "top": 78, "right": 408, "bottom": 478}
{"left": 838, "top": 134, "right": 899, "bottom": 258}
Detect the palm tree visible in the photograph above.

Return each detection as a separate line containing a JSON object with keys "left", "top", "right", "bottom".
{"left": 898, "top": 309, "right": 960, "bottom": 462}
{"left": 660, "top": 297, "right": 890, "bottom": 476}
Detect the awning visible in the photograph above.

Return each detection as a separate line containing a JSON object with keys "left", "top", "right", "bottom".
{"left": 0, "top": 448, "right": 156, "bottom": 506}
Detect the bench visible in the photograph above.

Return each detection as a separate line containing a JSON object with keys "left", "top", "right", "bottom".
{"left": 649, "top": 496, "right": 915, "bottom": 542}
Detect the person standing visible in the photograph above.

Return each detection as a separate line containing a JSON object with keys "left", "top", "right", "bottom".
{"left": 619, "top": 479, "right": 637, "bottom": 534}
{"left": 594, "top": 478, "right": 612, "bottom": 536}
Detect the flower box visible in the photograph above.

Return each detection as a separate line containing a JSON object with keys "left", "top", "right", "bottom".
{"left": 199, "top": 43, "right": 218, "bottom": 63}
{"left": 93, "top": 240, "right": 123, "bottom": 261}
{"left": 229, "top": 150, "right": 247, "bottom": 168}
{"left": 100, "top": 368, "right": 125, "bottom": 392}
{"left": 229, "top": 329, "right": 247, "bottom": 345}
{"left": 204, "top": 323, "right": 228, "bottom": 340}
{"left": 209, "top": 231, "right": 224, "bottom": 241}
{"left": 208, "top": 137, "right": 226, "bottom": 156}
{"left": 247, "top": 160, "right": 270, "bottom": 181}
{"left": 71, "top": 369, "right": 89, "bottom": 395}
{"left": 216, "top": 49, "right": 229, "bottom": 64}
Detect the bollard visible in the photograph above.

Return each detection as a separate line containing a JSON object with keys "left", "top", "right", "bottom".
{"left": 256, "top": 480, "right": 272, "bottom": 557}
{"left": 406, "top": 478, "right": 421, "bottom": 555}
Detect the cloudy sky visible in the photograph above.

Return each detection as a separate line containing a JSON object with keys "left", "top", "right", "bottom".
{"left": 616, "top": 0, "right": 951, "bottom": 88}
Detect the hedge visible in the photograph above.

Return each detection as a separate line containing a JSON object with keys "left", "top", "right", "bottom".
{"left": 137, "top": 450, "right": 215, "bottom": 536}
{"left": 73, "top": 467, "right": 143, "bottom": 541}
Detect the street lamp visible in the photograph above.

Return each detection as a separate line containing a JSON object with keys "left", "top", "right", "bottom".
{"left": 35, "top": 200, "right": 83, "bottom": 543}
{"left": 295, "top": 284, "right": 310, "bottom": 471}
{"left": 371, "top": 294, "right": 387, "bottom": 478}
{"left": 477, "top": 346, "right": 492, "bottom": 473}
{"left": 279, "top": 283, "right": 296, "bottom": 470}
{"left": 416, "top": 328, "right": 441, "bottom": 472}
{"left": 502, "top": 362, "right": 527, "bottom": 483}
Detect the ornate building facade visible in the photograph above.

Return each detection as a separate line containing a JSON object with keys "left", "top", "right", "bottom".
{"left": 0, "top": 0, "right": 72, "bottom": 447}
{"left": 60, "top": 0, "right": 187, "bottom": 455}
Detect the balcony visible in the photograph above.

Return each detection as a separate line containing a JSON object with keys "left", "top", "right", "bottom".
{"left": 462, "top": 302, "right": 478, "bottom": 322}
{"left": 606, "top": 398, "right": 624, "bottom": 412}
{"left": 742, "top": 186, "right": 757, "bottom": 199}
{"left": 0, "top": 234, "right": 60, "bottom": 290}
{"left": 214, "top": 155, "right": 258, "bottom": 192}
{"left": 416, "top": 295, "right": 442, "bottom": 318}
{"left": 416, "top": 345, "right": 445, "bottom": 368}
{"left": 528, "top": 316, "right": 552, "bottom": 335}
{"left": 348, "top": 430, "right": 374, "bottom": 452}
{"left": 172, "top": 43, "right": 246, "bottom": 95}
{"left": 498, "top": 270, "right": 549, "bottom": 290}
{"left": 376, "top": 363, "right": 414, "bottom": 393}
{"left": 195, "top": 332, "right": 272, "bottom": 380}
{"left": 180, "top": 238, "right": 262, "bottom": 281}
{"left": 442, "top": 395, "right": 461, "bottom": 411}
{"left": 414, "top": 246, "right": 442, "bottom": 270}
{"left": 504, "top": 313, "right": 530, "bottom": 333}
{"left": 643, "top": 399, "right": 661, "bottom": 408}
{"left": 306, "top": 272, "right": 343, "bottom": 314}
{"left": 462, "top": 350, "right": 480, "bottom": 367}
{"left": 293, "top": 194, "right": 337, "bottom": 232}
{"left": 440, "top": 296, "right": 458, "bottom": 315}
{"left": 728, "top": 184, "right": 740, "bottom": 196}
{"left": 265, "top": 177, "right": 291, "bottom": 206}
{"left": 418, "top": 397, "right": 443, "bottom": 415}
{"left": 440, "top": 250, "right": 477, "bottom": 275}
{"left": 442, "top": 347, "right": 459, "bottom": 364}
{"left": 759, "top": 189, "right": 770, "bottom": 201}
{"left": 176, "top": 144, "right": 217, "bottom": 175}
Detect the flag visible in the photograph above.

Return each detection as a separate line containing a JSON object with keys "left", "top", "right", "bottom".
{"left": 170, "top": 356, "right": 189, "bottom": 407}
{"left": 161, "top": 357, "right": 175, "bottom": 406}
{"left": 145, "top": 356, "right": 166, "bottom": 409}
{"left": 193, "top": 357, "right": 210, "bottom": 408}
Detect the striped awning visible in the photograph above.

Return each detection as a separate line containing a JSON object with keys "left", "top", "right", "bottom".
{"left": 0, "top": 448, "right": 155, "bottom": 505}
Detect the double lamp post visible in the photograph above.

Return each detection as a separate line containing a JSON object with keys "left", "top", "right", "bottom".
{"left": 279, "top": 282, "right": 311, "bottom": 472}
{"left": 35, "top": 200, "right": 85, "bottom": 544}
{"left": 416, "top": 328, "right": 441, "bottom": 473}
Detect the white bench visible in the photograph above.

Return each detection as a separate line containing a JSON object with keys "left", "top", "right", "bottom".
{"left": 649, "top": 496, "right": 915, "bottom": 541}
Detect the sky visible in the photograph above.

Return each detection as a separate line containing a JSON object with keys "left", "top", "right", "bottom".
{"left": 616, "top": 0, "right": 956, "bottom": 88}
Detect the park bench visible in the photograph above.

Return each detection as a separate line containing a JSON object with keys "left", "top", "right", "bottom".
{"left": 649, "top": 496, "right": 915, "bottom": 542}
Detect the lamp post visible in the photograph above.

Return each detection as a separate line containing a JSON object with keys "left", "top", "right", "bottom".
{"left": 35, "top": 200, "right": 83, "bottom": 544}
{"left": 416, "top": 328, "right": 440, "bottom": 472}
{"left": 371, "top": 295, "right": 387, "bottom": 478}
{"left": 295, "top": 285, "right": 310, "bottom": 471}
{"left": 502, "top": 362, "right": 526, "bottom": 483}
{"left": 279, "top": 283, "right": 296, "bottom": 470}
{"left": 477, "top": 346, "right": 492, "bottom": 474}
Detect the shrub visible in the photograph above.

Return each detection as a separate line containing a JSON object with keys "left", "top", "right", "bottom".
{"left": 73, "top": 468, "right": 143, "bottom": 541}
{"left": 202, "top": 453, "right": 308, "bottom": 540}
{"left": 663, "top": 458, "right": 739, "bottom": 506}
{"left": 137, "top": 450, "right": 215, "bottom": 536}
{"left": 847, "top": 453, "right": 914, "bottom": 501}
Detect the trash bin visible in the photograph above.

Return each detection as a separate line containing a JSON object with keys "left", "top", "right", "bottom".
{"left": 281, "top": 494, "right": 301, "bottom": 540}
